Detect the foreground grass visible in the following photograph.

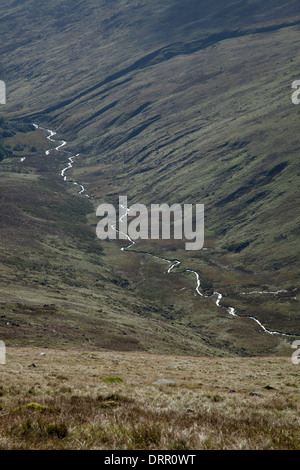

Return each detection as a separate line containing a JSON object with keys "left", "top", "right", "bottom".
{"left": 0, "top": 348, "right": 299, "bottom": 450}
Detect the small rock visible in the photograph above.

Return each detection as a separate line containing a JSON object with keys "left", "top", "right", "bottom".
{"left": 229, "top": 389, "right": 237, "bottom": 393}
{"left": 186, "top": 408, "right": 195, "bottom": 413}
{"left": 263, "top": 385, "right": 276, "bottom": 390}
{"left": 153, "top": 379, "right": 176, "bottom": 385}
{"left": 29, "top": 363, "right": 37, "bottom": 368}
{"left": 40, "top": 353, "right": 46, "bottom": 356}
{"left": 249, "top": 392, "right": 261, "bottom": 397}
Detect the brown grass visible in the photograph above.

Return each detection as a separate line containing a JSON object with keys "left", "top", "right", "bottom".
{"left": 0, "top": 347, "right": 299, "bottom": 450}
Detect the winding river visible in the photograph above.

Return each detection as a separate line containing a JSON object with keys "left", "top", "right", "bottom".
{"left": 24, "top": 125, "right": 296, "bottom": 340}
{"left": 32, "top": 124, "right": 94, "bottom": 199}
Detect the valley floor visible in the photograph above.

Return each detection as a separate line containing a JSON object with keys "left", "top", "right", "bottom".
{"left": 0, "top": 347, "right": 299, "bottom": 450}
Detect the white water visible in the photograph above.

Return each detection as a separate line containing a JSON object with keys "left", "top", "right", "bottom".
{"left": 116, "top": 211, "right": 295, "bottom": 338}
{"left": 26, "top": 124, "right": 296, "bottom": 339}
{"left": 29, "top": 124, "right": 93, "bottom": 199}
{"left": 248, "top": 316, "right": 295, "bottom": 337}
{"left": 186, "top": 270, "right": 203, "bottom": 296}
{"left": 242, "top": 289, "right": 288, "bottom": 295}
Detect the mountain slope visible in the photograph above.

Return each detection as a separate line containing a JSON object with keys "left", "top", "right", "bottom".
{"left": 0, "top": 0, "right": 299, "bottom": 355}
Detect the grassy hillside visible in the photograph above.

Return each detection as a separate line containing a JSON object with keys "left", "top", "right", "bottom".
{"left": 0, "top": 0, "right": 299, "bottom": 355}
{"left": 0, "top": 122, "right": 227, "bottom": 356}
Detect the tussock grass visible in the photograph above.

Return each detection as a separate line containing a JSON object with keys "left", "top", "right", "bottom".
{"left": 0, "top": 347, "right": 299, "bottom": 450}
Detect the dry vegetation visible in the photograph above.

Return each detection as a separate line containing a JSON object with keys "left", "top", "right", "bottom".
{"left": 0, "top": 347, "right": 299, "bottom": 450}
{"left": 0, "top": 1, "right": 299, "bottom": 452}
